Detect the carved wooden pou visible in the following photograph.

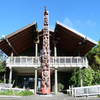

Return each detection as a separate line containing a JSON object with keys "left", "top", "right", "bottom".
{"left": 41, "top": 8, "right": 51, "bottom": 94}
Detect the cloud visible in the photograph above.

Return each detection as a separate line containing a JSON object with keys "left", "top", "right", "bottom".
{"left": 62, "top": 17, "right": 98, "bottom": 40}
{"left": 62, "top": 17, "right": 97, "bottom": 30}
{"left": 63, "top": 17, "right": 74, "bottom": 28}
{"left": 86, "top": 20, "right": 96, "bottom": 27}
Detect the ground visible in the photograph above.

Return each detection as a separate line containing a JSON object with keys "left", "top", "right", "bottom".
{"left": 0, "top": 93, "right": 100, "bottom": 100}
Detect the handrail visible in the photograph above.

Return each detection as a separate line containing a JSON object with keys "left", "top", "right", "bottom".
{"left": 69, "top": 85, "right": 100, "bottom": 97}
{"left": 6, "top": 56, "right": 88, "bottom": 68}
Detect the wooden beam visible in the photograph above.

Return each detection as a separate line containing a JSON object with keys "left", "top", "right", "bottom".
{"left": 5, "top": 38, "right": 18, "bottom": 55}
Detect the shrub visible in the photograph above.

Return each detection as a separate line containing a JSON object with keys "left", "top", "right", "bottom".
{"left": 93, "top": 70, "right": 100, "bottom": 85}
{"left": 16, "top": 90, "right": 33, "bottom": 96}
{"left": 0, "top": 61, "right": 6, "bottom": 73}
{"left": 81, "top": 68, "right": 94, "bottom": 86}
{"left": 0, "top": 90, "right": 13, "bottom": 95}
{"left": 70, "top": 68, "right": 94, "bottom": 87}
{"left": 58, "top": 83, "right": 64, "bottom": 91}
{"left": 0, "top": 80, "right": 4, "bottom": 83}
{"left": 98, "top": 95, "right": 100, "bottom": 97}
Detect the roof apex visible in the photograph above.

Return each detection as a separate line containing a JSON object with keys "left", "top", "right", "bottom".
{"left": 1, "top": 22, "right": 37, "bottom": 41}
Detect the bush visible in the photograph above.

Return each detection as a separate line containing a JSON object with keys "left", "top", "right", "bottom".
{"left": 0, "top": 61, "right": 6, "bottom": 73}
{"left": 93, "top": 70, "right": 100, "bottom": 85}
{"left": 70, "top": 68, "right": 94, "bottom": 87}
{"left": 0, "top": 80, "right": 4, "bottom": 83}
{"left": 0, "top": 90, "right": 13, "bottom": 95}
{"left": 98, "top": 95, "right": 100, "bottom": 97}
{"left": 58, "top": 83, "right": 64, "bottom": 91}
{"left": 81, "top": 68, "right": 94, "bottom": 86}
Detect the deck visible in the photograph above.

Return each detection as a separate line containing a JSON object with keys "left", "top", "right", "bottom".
{"left": 6, "top": 56, "right": 88, "bottom": 68}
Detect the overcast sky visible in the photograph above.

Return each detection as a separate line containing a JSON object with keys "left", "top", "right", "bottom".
{"left": 0, "top": 0, "right": 100, "bottom": 42}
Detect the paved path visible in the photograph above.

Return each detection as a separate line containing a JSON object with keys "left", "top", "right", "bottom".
{"left": 0, "top": 93, "right": 100, "bottom": 100}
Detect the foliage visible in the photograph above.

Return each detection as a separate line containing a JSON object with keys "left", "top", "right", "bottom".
{"left": 0, "top": 61, "right": 6, "bottom": 73}
{"left": 98, "top": 95, "right": 100, "bottom": 97}
{"left": 0, "top": 50, "right": 6, "bottom": 83}
{"left": 0, "top": 90, "right": 13, "bottom": 96}
{"left": 0, "top": 50, "right": 6, "bottom": 73}
{"left": 0, "top": 80, "right": 4, "bottom": 83}
{"left": 58, "top": 83, "right": 64, "bottom": 91}
{"left": 70, "top": 67, "right": 100, "bottom": 86}
{"left": 87, "top": 41, "right": 100, "bottom": 70}
{"left": 0, "top": 90, "right": 33, "bottom": 96}
{"left": 70, "top": 68, "right": 94, "bottom": 87}
{"left": 93, "top": 70, "right": 100, "bottom": 85}
{"left": 16, "top": 90, "right": 33, "bottom": 96}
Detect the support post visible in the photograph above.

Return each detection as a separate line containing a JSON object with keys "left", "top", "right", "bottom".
{"left": 55, "top": 69, "right": 58, "bottom": 94}
{"left": 80, "top": 67, "right": 83, "bottom": 87}
{"left": 4, "top": 73, "right": 6, "bottom": 83}
{"left": 11, "top": 52, "right": 13, "bottom": 57}
{"left": 54, "top": 42, "right": 58, "bottom": 94}
{"left": 34, "top": 69, "right": 37, "bottom": 95}
{"left": 34, "top": 43, "right": 38, "bottom": 95}
{"left": 54, "top": 43, "right": 57, "bottom": 57}
{"left": 35, "top": 43, "right": 38, "bottom": 57}
{"left": 80, "top": 78, "right": 83, "bottom": 87}
{"left": 9, "top": 67, "right": 12, "bottom": 84}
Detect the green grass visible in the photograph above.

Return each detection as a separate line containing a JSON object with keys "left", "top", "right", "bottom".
{"left": 16, "top": 90, "right": 33, "bottom": 96}
{"left": 0, "top": 90, "right": 33, "bottom": 96}
{"left": 0, "top": 90, "right": 13, "bottom": 96}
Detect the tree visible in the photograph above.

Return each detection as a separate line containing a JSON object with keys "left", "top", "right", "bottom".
{"left": 0, "top": 61, "right": 6, "bottom": 73}
{"left": 87, "top": 41, "right": 100, "bottom": 70}
{"left": 70, "top": 68, "right": 94, "bottom": 87}
{"left": 95, "top": 41, "right": 100, "bottom": 65}
{"left": 0, "top": 50, "right": 6, "bottom": 73}
{"left": 0, "top": 50, "right": 6, "bottom": 83}
{"left": 93, "top": 70, "right": 100, "bottom": 85}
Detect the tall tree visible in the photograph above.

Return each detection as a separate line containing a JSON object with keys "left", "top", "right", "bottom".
{"left": 70, "top": 68, "right": 94, "bottom": 87}
{"left": 87, "top": 41, "right": 100, "bottom": 70}
{"left": 0, "top": 50, "right": 6, "bottom": 73}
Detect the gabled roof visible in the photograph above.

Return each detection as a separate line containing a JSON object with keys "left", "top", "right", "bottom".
{"left": 0, "top": 21, "right": 97, "bottom": 56}
{"left": 54, "top": 21, "right": 97, "bottom": 56}
{"left": 56, "top": 21, "right": 97, "bottom": 45}
{"left": 0, "top": 22, "right": 37, "bottom": 56}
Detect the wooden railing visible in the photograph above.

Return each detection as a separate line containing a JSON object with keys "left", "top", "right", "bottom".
{"left": 6, "top": 56, "right": 88, "bottom": 68}
{"left": 68, "top": 85, "right": 100, "bottom": 97}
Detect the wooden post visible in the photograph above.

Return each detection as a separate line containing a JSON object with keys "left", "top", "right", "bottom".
{"left": 80, "top": 67, "right": 83, "bottom": 87}
{"left": 41, "top": 8, "right": 51, "bottom": 94}
{"left": 54, "top": 43, "right": 57, "bottom": 57}
{"left": 34, "top": 43, "right": 38, "bottom": 95}
{"left": 9, "top": 67, "right": 12, "bottom": 84}
{"left": 55, "top": 69, "right": 58, "bottom": 94}
{"left": 4, "top": 73, "right": 6, "bottom": 83}
{"left": 54, "top": 43, "right": 58, "bottom": 94}
{"left": 34, "top": 69, "right": 37, "bottom": 95}
{"left": 35, "top": 43, "right": 38, "bottom": 57}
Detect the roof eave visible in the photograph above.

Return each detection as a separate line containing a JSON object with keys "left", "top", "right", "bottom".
{"left": 2, "top": 22, "right": 37, "bottom": 40}
{"left": 56, "top": 21, "right": 98, "bottom": 45}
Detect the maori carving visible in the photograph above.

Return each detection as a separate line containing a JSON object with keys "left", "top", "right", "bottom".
{"left": 41, "top": 8, "right": 51, "bottom": 94}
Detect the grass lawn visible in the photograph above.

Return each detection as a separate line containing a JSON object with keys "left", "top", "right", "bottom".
{"left": 0, "top": 90, "right": 33, "bottom": 96}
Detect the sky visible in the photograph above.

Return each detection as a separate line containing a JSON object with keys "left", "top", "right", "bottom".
{"left": 0, "top": 0, "right": 100, "bottom": 42}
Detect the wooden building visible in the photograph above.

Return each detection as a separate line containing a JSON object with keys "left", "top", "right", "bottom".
{"left": 0, "top": 10, "right": 97, "bottom": 95}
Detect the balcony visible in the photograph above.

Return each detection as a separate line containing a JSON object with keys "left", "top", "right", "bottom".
{"left": 6, "top": 56, "right": 88, "bottom": 68}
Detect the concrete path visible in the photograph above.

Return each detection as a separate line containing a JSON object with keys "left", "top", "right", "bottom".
{"left": 0, "top": 93, "right": 100, "bottom": 100}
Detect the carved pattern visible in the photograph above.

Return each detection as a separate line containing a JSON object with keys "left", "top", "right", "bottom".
{"left": 41, "top": 8, "right": 50, "bottom": 94}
